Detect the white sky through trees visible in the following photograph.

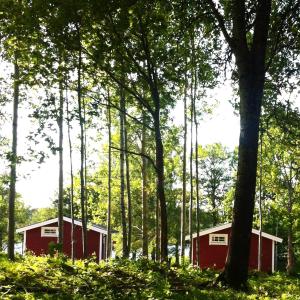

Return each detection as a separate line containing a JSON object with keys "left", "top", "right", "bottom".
{"left": 0, "top": 77, "right": 240, "bottom": 208}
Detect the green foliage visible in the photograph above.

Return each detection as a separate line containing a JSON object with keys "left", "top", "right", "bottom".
{"left": 0, "top": 255, "right": 299, "bottom": 299}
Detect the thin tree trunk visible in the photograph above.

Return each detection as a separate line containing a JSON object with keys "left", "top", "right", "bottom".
{"left": 84, "top": 98, "right": 88, "bottom": 226}
{"left": 124, "top": 107, "right": 132, "bottom": 255}
{"left": 258, "top": 129, "right": 263, "bottom": 271}
{"left": 57, "top": 73, "right": 64, "bottom": 248}
{"left": 8, "top": 57, "right": 19, "bottom": 260}
{"left": 119, "top": 86, "right": 128, "bottom": 258}
{"left": 77, "top": 31, "right": 87, "bottom": 258}
{"left": 66, "top": 88, "right": 75, "bottom": 263}
{"left": 194, "top": 98, "right": 200, "bottom": 267}
{"left": 286, "top": 168, "right": 295, "bottom": 275}
{"left": 189, "top": 81, "right": 194, "bottom": 264}
{"left": 180, "top": 76, "right": 187, "bottom": 265}
{"left": 106, "top": 91, "right": 112, "bottom": 260}
{"left": 142, "top": 111, "right": 148, "bottom": 258}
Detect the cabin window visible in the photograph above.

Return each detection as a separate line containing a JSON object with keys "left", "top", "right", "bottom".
{"left": 209, "top": 234, "right": 228, "bottom": 245}
{"left": 41, "top": 227, "right": 58, "bottom": 237}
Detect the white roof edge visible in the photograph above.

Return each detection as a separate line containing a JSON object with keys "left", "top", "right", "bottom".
{"left": 16, "top": 216, "right": 108, "bottom": 235}
{"left": 186, "top": 223, "right": 283, "bottom": 243}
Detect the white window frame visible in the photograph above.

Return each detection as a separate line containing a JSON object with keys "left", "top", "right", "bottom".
{"left": 41, "top": 226, "right": 59, "bottom": 237}
{"left": 209, "top": 233, "right": 228, "bottom": 245}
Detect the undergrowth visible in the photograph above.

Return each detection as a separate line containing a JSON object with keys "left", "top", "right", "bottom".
{"left": 0, "top": 253, "right": 299, "bottom": 299}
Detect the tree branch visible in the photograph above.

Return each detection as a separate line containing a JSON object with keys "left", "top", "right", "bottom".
{"left": 110, "top": 145, "right": 157, "bottom": 171}
{"left": 206, "top": 0, "right": 235, "bottom": 51}
{"left": 87, "top": 92, "right": 155, "bottom": 131}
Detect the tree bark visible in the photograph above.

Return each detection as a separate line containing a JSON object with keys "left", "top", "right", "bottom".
{"left": 66, "top": 89, "right": 75, "bottom": 263}
{"left": 189, "top": 84, "right": 194, "bottom": 264}
{"left": 194, "top": 95, "right": 200, "bottom": 267}
{"left": 153, "top": 110, "right": 168, "bottom": 262}
{"left": 258, "top": 129, "right": 263, "bottom": 271}
{"left": 286, "top": 170, "right": 295, "bottom": 275}
{"left": 124, "top": 107, "right": 132, "bottom": 255}
{"left": 106, "top": 91, "right": 112, "bottom": 260}
{"left": 8, "top": 57, "right": 19, "bottom": 260}
{"left": 208, "top": 0, "right": 272, "bottom": 288}
{"left": 77, "top": 33, "right": 88, "bottom": 258}
{"left": 180, "top": 78, "right": 187, "bottom": 264}
{"left": 57, "top": 73, "right": 64, "bottom": 247}
{"left": 141, "top": 111, "right": 149, "bottom": 258}
{"left": 119, "top": 86, "right": 129, "bottom": 258}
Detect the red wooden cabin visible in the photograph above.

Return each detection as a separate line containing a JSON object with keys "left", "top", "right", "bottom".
{"left": 16, "top": 216, "right": 113, "bottom": 261}
{"left": 189, "top": 223, "right": 282, "bottom": 272}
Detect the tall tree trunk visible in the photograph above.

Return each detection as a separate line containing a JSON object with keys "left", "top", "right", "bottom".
{"left": 194, "top": 97, "right": 200, "bottom": 267}
{"left": 77, "top": 32, "right": 87, "bottom": 258}
{"left": 286, "top": 170, "right": 295, "bottom": 275}
{"left": 119, "top": 86, "right": 128, "bottom": 258}
{"left": 106, "top": 92, "right": 112, "bottom": 260}
{"left": 8, "top": 57, "right": 19, "bottom": 260}
{"left": 155, "top": 189, "right": 160, "bottom": 261}
{"left": 153, "top": 109, "right": 167, "bottom": 262}
{"left": 211, "top": 190, "right": 218, "bottom": 226}
{"left": 180, "top": 78, "right": 187, "bottom": 265}
{"left": 189, "top": 85, "right": 194, "bottom": 264}
{"left": 141, "top": 111, "right": 148, "bottom": 258}
{"left": 258, "top": 129, "right": 263, "bottom": 271}
{"left": 66, "top": 89, "right": 75, "bottom": 263}
{"left": 124, "top": 108, "right": 132, "bottom": 255}
{"left": 57, "top": 74, "right": 64, "bottom": 247}
{"left": 214, "top": 0, "right": 272, "bottom": 288}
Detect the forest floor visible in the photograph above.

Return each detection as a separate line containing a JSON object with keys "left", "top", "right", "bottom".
{"left": 0, "top": 254, "right": 299, "bottom": 299}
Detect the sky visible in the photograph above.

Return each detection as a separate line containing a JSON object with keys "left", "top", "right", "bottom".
{"left": 17, "top": 82, "right": 239, "bottom": 208}
{"left": 0, "top": 81, "right": 240, "bottom": 209}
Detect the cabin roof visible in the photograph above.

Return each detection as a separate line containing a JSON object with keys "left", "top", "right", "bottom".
{"left": 186, "top": 223, "right": 282, "bottom": 243}
{"left": 16, "top": 216, "right": 117, "bottom": 235}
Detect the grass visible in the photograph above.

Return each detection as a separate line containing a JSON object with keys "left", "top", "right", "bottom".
{"left": 0, "top": 253, "right": 299, "bottom": 299}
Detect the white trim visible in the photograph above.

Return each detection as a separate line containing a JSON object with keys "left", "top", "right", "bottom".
{"left": 186, "top": 223, "right": 283, "bottom": 243}
{"left": 16, "top": 216, "right": 108, "bottom": 235}
{"left": 252, "top": 228, "right": 283, "bottom": 243}
{"left": 272, "top": 240, "right": 275, "bottom": 272}
{"left": 209, "top": 233, "right": 228, "bottom": 245}
{"left": 99, "top": 233, "right": 102, "bottom": 262}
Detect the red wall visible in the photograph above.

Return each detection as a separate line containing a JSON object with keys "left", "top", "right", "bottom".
{"left": 25, "top": 220, "right": 102, "bottom": 261}
{"left": 192, "top": 227, "right": 273, "bottom": 272}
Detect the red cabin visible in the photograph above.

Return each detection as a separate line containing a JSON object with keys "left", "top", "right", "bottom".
{"left": 189, "top": 223, "right": 282, "bottom": 272}
{"left": 16, "top": 216, "right": 113, "bottom": 261}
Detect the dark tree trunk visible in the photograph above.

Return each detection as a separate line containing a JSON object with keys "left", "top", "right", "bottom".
{"left": 180, "top": 80, "right": 187, "bottom": 264}
{"left": 106, "top": 92, "right": 112, "bottom": 259}
{"left": 66, "top": 89, "right": 75, "bottom": 263}
{"left": 8, "top": 58, "right": 19, "bottom": 260}
{"left": 223, "top": 75, "right": 265, "bottom": 287}
{"left": 155, "top": 189, "right": 160, "bottom": 261}
{"left": 57, "top": 75, "right": 64, "bottom": 247}
{"left": 211, "top": 190, "right": 218, "bottom": 226}
{"left": 207, "top": 0, "right": 272, "bottom": 288}
{"left": 119, "top": 86, "right": 129, "bottom": 258}
{"left": 258, "top": 129, "right": 263, "bottom": 271}
{"left": 153, "top": 110, "right": 168, "bottom": 262}
{"left": 175, "top": 240, "right": 179, "bottom": 266}
{"left": 141, "top": 112, "right": 148, "bottom": 258}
